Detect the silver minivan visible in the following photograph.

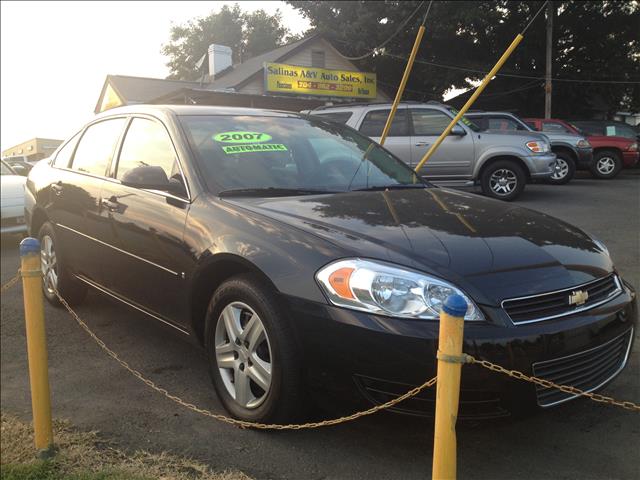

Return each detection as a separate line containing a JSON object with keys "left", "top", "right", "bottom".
{"left": 306, "top": 102, "right": 556, "bottom": 201}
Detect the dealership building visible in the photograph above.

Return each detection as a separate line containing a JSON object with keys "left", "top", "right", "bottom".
{"left": 95, "top": 34, "right": 388, "bottom": 114}
{"left": 2, "top": 137, "right": 63, "bottom": 162}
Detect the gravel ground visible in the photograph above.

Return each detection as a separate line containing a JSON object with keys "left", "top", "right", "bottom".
{"left": 2, "top": 170, "right": 639, "bottom": 480}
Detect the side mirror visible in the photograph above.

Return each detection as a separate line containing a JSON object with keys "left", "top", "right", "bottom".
{"left": 121, "top": 165, "right": 185, "bottom": 196}
{"left": 450, "top": 125, "right": 467, "bottom": 136}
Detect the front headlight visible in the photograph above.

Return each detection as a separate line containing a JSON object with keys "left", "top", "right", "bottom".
{"left": 315, "top": 259, "right": 484, "bottom": 321}
{"left": 576, "top": 139, "right": 591, "bottom": 149}
{"left": 628, "top": 142, "right": 638, "bottom": 152}
{"left": 525, "top": 141, "right": 550, "bottom": 153}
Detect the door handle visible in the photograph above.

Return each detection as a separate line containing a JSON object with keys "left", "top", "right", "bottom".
{"left": 51, "top": 182, "right": 63, "bottom": 196}
{"left": 415, "top": 142, "right": 430, "bottom": 147}
{"left": 101, "top": 197, "right": 120, "bottom": 212}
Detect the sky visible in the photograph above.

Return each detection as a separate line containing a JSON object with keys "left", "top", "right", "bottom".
{"left": 0, "top": 1, "right": 310, "bottom": 151}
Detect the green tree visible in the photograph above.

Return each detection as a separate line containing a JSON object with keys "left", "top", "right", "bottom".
{"left": 162, "top": 4, "right": 291, "bottom": 80}
{"left": 288, "top": 1, "right": 639, "bottom": 117}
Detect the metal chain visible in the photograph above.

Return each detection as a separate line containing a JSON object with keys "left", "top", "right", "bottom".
{"left": 53, "top": 289, "right": 437, "bottom": 430}
{"left": 5, "top": 267, "right": 637, "bottom": 420}
{"left": 1, "top": 271, "right": 21, "bottom": 293}
{"left": 468, "top": 356, "right": 640, "bottom": 412}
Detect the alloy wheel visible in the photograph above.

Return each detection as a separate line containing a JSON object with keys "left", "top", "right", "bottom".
{"left": 215, "top": 302, "right": 272, "bottom": 409}
{"left": 596, "top": 157, "right": 616, "bottom": 175}
{"left": 489, "top": 169, "right": 518, "bottom": 195}
{"left": 40, "top": 234, "right": 58, "bottom": 295}
{"left": 551, "top": 159, "right": 569, "bottom": 180}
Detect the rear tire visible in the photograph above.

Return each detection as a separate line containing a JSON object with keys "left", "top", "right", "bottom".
{"left": 38, "top": 222, "right": 87, "bottom": 306}
{"left": 481, "top": 160, "right": 526, "bottom": 201}
{"left": 590, "top": 150, "right": 622, "bottom": 179}
{"left": 548, "top": 153, "right": 575, "bottom": 185}
{"left": 205, "top": 274, "right": 305, "bottom": 423}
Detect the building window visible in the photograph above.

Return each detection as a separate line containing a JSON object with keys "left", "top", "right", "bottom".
{"left": 311, "top": 50, "right": 325, "bottom": 68}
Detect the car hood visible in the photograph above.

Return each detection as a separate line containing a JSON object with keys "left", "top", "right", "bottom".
{"left": 1, "top": 175, "right": 26, "bottom": 199}
{"left": 476, "top": 130, "right": 549, "bottom": 144}
{"left": 225, "top": 188, "right": 614, "bottom": 304}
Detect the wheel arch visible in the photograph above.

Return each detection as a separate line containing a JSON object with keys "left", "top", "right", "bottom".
{"left": 189, "top": 253, "right": 279, "bottom": 346}
{"left": 551, "top": 144, "right": 578, "bottom": 162}
{"left": 593, "top": 146, "right": 623, "bottom": 159}
{"left": 29, "top": 207, "right": 49, "bottom": 237}
{"left": 477, "top": 155, "right": 531, "bottom": 182}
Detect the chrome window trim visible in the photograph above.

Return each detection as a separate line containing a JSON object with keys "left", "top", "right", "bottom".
{"left": 57, "top": 223, "right": 179, "bottom": 276}
{"left": 533, "top": 327, "right": 634, "bottom": 408}
{"left": 75, "top": 275, "right": 189, "bottom": 335}
{"left": 501, "top": 274, "right": 623, "bottom": 325}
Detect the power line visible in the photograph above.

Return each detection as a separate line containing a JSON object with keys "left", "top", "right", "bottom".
{"left": 521, "top": 0, "right": 548, "bottom": 35}
{"left": 382, "top": 53, "right": 640, "bottom": 84}
{"left": 337, "top": 2, "right": 426, "bottom": 61}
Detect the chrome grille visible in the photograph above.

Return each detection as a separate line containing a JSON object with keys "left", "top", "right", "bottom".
{"left": 502, "top": 275, "right": 622, "bottom": 325}
{"left": 532, "top": 328, "right": 633, "bottom": 407}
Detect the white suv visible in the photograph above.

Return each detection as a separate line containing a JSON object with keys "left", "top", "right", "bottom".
{"left": 305, "top": 102, "right": 556, "bottom": 201}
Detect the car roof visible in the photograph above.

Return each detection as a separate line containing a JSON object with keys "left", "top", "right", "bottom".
{"left": 94, "top": 104, "right": 303, "bottom": 120}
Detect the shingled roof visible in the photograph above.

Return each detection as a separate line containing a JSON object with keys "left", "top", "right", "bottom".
{"left": 207, "top": 34, "right": 321, "bottom": 90}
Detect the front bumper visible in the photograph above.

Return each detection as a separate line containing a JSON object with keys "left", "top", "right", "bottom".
{"left": 622, "top": 151, "right": 639, "bottom": 168}
{"left": 285, "top": 280, "right": 637, "bottom": 419}
{"left": 524, "top": 153, "right": 556, "bottom": 179}
{"left": 576, "top": 147, "right": 594, "bottom": 169}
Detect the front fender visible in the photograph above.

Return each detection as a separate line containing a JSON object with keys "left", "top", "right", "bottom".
{"left": 185, "top": 195, "right": 345, "bottom": 304}
{"left": 473, "top": 147, "right": 531, "bottom": 178}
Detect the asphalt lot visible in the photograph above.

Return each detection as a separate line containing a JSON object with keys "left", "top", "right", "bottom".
{"left": 2, "top": 170, "right": 639, "bottom": 480}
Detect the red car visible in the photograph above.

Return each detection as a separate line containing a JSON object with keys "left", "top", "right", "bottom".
{"left": 525, "top": 118, "right": 639, "bottom": 179}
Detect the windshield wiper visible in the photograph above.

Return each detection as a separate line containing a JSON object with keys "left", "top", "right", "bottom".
{"left": 219, "top": 187, "right": 336, "bottom": 198}
{"left": 353, "top": 184, "right": 427, "bottom": 192}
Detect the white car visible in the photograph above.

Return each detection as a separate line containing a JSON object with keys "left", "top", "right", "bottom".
{"left": 1, "top": 159, "right": 27, "bottom": 234}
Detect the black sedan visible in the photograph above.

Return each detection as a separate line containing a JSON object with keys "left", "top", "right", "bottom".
{"left": 25, "top": 105, "right": 636, "bottom": 422}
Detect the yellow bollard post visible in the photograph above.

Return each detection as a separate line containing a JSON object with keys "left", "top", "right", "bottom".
{"left": 432, "top": 294, "right": 467, "bottom": 480}
{"left": 19, "top": 237, "right": 55, "bottom": 458}
{"left": 414, "top": 34, "right": 524, "bottom": 174}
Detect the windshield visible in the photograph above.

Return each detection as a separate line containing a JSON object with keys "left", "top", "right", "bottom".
{"left": 180, "top": 115, "right": 425, "bottom": 195}
{"left": 446, "top": 107, "right": 482, "bottom": 132}
{"left": 1, "top": 161, "right": 16, "bottom": 175}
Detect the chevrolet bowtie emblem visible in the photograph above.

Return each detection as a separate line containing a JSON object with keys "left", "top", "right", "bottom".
{"left": 569, "top": 290, "right": 589, "bottom": 306}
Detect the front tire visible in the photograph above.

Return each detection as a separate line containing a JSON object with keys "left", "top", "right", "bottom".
{"left": 481, "top": 160, "right": 526, "bottom": 201}
{"left": 590, "top": 150, "right": 622, "bottom": 179}
{"left": 205, "top": 274, "right": 304, "bottom": 423}
{"left": 548, "top": 153, "right": 575, "bottom": 185}
{"left": 38, "top": 222, "right": 87, "bottom": 306}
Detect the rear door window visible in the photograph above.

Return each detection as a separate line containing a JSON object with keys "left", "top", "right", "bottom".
{"left": 359, "top": 109, "right": 409, "bottom": 137}
{"left": 71, "top": 118, "right": 126, "bottom": 176}
{"left": 411, "top": 109, "right": 452, "bottom": 136}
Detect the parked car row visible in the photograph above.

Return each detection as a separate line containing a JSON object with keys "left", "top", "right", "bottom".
{"left": 306, "top": 101, "right": 557, "bottom": 201}
{"left": 22, "top": 104, "right": 637, "bottom": 423}
{"left": 524, "top": 118, "right": 639, "bottom": 179}
{"left": 306, "top": 102, "right": 639, "bottom": 198}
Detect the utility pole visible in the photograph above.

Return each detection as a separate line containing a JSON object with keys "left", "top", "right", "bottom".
{"left": 545, "top": 1, "right": 554, "bottom": 119}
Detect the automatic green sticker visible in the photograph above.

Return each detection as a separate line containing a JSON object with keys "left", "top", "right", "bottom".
{"left": 222, "top": 144, "right": 288, "bottom": 154}
{"left": 213, "top": 131, "right": 272, "bottom": 143}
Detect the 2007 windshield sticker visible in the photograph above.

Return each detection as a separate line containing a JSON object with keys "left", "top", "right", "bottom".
{"left": 213, "top": 131, "right": 272, "bottom": 143}
{"left": 221, "top": 143, "right": 288, "bottom": 154}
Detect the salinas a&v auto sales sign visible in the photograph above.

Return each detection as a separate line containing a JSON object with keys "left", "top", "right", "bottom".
{"left": 264, "top": 62, "right": 377, "bottom": 99}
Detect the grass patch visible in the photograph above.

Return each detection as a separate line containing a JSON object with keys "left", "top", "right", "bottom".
{"left": 0, "top": 413, "right": 250, "bottom": 480}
